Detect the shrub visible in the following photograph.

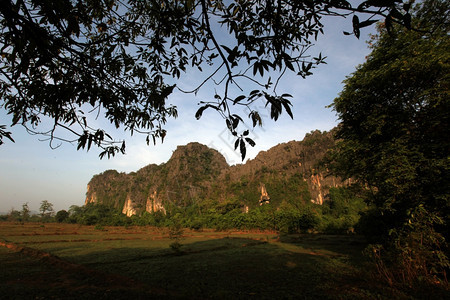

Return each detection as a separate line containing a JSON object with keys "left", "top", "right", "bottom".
{"left": 365, "top": 205, "right": 449, "bottom": 289}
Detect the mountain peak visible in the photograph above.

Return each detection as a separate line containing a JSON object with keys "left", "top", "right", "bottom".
{"left": 86, "top": 130, "right": 344, "bottom": 216}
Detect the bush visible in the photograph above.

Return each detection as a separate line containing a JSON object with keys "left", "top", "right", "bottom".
{"left": 365, "top": 205, "right": 449, "bottom": 289}
{"left": 168, "top": 221, "right": 184, "bottom": 254}
{"left": 55, "top": 210, "right": 69, "bottom": 223}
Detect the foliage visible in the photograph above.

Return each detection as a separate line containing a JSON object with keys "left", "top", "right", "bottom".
{"left": 21, "top": 202, "right": 30, "bottom": 222}
{"left": 168, "top": 220, "right": 184, "bottom": 254}
{"left": 320, "top": 187, "right": 367, "bottom": 234}
{"left": 0, "top": 125, "right": 14, "bottom": 145}
{"left": 67, "top": 203, "right": 130, "bottom": 226}
{"left": 329, "top": 0, "right": 450, "bottom": 286}
{"left": 0, "top": 0, "right": 418, "bottom": 159}
{"left": 366, "top": 205, "right": 449, "bottom": 288}
{"left": 39, "top": 200, "right": 54, "bottom": 220}
{"left": 55, "top": 210, "right": 69, "bottom": 223}
{"left": 6, "top": 208, "right": 21, "bottom": 222}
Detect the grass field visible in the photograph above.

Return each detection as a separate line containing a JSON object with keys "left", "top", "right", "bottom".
{"left": 0, "top": 222, "right": 443, "bottom": 299}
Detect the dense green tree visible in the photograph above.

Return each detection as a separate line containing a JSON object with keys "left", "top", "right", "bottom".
{"left": 0, "top": 0, "right": 418, "bottom": 159}
{"left": 330, "top": 0, "right": 449, "bottom": 285}
{"left": 55, "top": 209, "right": 69, "bottom": 223}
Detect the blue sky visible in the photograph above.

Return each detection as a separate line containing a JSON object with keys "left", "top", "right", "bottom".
{"left": 0, "top": 16, "right": 375, "bottom": 213}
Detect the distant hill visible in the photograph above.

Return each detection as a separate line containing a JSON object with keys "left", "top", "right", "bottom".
{"left": 86, "top": 130, "right": 348, "bottom": 216}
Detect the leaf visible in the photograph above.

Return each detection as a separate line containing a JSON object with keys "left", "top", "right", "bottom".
{"left": 281, "top": 99, "right": 294, "bottom": 119}
{"left": 195, "top": 106, "right": 207, "bottom": 120}
{"left": 232, "top": 117, "right": 239, "bottom": 129}
{"left": 226, "top": 119, "right": 232, "bottom": 131}
{"left": 221, "top": 45, "right": 232, "bottom": 55}
{"left": 99, "top": 150, "right": 107, "bottom": 159}
{"left": 352, "top": 15, "right": 360, "bottom": 39}
{"left": 195, "top": 104, "right": 217, "bottom": 120}
{"left": 233, "top": 95, "right": 246, "bottom": 104}
{"left": 285, "top": 59, "right": 295, "bottom": 72}
{"left": 250, "top": 111, "right": 262, "bottom": 127}
{"left": 234, "top": 138, "right": 239, "bottom": 150}
{"left": 77, "top": 133, "right": 87, "bottom": 150}
{"left": 239, "top": 139, "right": 246, "bottom": 161}
{"left": 243, "top": 130, "right": 249, "bottom": 136}
{"left": 87, "top": 134, "right": 93, "bottom": 150}
{"left": 253, "top": 63, "right": 258, "bottom": 76}
{"left": 245, "top": 137, "right": 255, "bottom": 147}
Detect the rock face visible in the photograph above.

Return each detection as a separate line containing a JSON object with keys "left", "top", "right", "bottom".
{"left": 146, "top": 191, "right": 166, "bottom": 214}
{"left": 259, "top": 184, "right": 270, "bottom": 206}
{"left": 85, "top": 130, "right": 347, "bottom": 216}
{"left": 122, "top": 196, "right": 137, "bottom": 217}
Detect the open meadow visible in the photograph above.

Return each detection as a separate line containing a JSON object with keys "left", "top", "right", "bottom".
{"left": 0, "top": 222, "right": 444, "bottom": 299}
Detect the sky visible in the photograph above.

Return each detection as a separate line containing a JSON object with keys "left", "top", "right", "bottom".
{"left": 0, "top": 16, "right": 375, "bottom": 214}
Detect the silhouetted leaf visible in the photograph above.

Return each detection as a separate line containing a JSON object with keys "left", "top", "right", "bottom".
{"left": 249, "top": 111, "right": 262, "bottom": 127}
{"left": 233, "top": 95, "right": 246, "bottom": 104}
{"left": 281, "top": 100, "right": 294, "bottom": 120}
{"left": 353, "top": 15, "right": 360, "bottom": 39}
{"left": 245, "top": 137, "right": 255, "bottom": 147}
{"left": 232, "top": 117, "right": 239, "bottom": 129}
{"left": 239, "top": 138, "right": 246, "bottom": 161}
{"left": 195, "top": 105, "right": 217, "bottom": 120}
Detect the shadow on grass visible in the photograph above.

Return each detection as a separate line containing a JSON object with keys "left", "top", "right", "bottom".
{"left": 44, "top": 236, "right": 373, "bottom": 299}
{"left": 4, "top": 234, "right": 441, "bottom": 299}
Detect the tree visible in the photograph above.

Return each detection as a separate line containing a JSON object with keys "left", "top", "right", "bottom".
{"left": 21, "top": 202, "right": 30, "bottom": 221}
{"left": 7, "top": 208, "right": 21, "bottom": 221}
{"left": 0, "top": 0, "right": 419, "bottom": 159}
{"left": 39, "top": 200, "right": 54, "bottom": 219}
{"left": 329, "top": 0, "right": 449, "bottom": 285}
{"left": 55, "top": 209, "right": 69, "bottom": 223}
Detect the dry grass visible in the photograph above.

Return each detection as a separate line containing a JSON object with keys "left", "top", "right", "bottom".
{"left": 0, "top": 222, "right": 436, "bottom": 299}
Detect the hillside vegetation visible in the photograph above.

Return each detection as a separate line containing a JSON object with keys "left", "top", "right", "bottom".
{"left": 86, "top": 130, "right": 341, "bottom": 214}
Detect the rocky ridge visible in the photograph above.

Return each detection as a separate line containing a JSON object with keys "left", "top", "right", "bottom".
{"left": 85, "top": 130, "right": 347, "bottom": 216}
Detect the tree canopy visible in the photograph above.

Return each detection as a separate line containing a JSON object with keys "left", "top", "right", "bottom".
{"left": 0, "top": 0, "right": 423, "bottom": 159}
{"left": 329, "top": 0, "right": 449, "bottom": 284}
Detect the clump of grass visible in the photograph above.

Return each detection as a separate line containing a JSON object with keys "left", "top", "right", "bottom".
{"left": 94, "top": 225, "right": 105, "bottom": 231}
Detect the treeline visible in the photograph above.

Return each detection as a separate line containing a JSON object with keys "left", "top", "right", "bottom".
{"left": 2, "top": 187, "right": 367, "bottom": 235}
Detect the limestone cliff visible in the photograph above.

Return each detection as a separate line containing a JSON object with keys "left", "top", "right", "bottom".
{"left": 122, "top": 196, "right": 137, "bottom": 217}
{"left": 85, "top": 184, "right": 97, "bottom": 205}
{"left": 85, "top": 142, "right": 229, "bottom": 215}
{"left": 85, "top": 130, "right": 346, "bottom": 215}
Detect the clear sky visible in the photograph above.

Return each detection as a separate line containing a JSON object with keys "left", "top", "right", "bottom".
{"left": 0, "top": 16, "right": 375, "bottom": 213}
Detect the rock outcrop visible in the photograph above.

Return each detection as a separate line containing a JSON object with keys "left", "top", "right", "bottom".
{"left": 122, "top": 196, "right": 137, "bottom": 217}
{"left": 85, "top": 130, "right": 347, "bottom": 216}
{"left": 259, "top": 183, "right": 270, "bottom": 205}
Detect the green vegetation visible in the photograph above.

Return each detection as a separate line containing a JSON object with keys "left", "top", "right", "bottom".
{"left": 329, "top": 0, "right": 449, "bottom": 290}
{"left": 3, "top": 223, "right": 447, "bottom": 299}
{"left": 1, "top": 0, "right": 418, "bottom": 158}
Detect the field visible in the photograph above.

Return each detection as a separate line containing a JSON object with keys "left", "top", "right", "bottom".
{"left": 0, "top": 222, "right": 433, "bottom": 299}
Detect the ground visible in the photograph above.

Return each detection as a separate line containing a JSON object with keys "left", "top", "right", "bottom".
{"left": 0, "top": 222, "right": 444, "bottom": 299}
